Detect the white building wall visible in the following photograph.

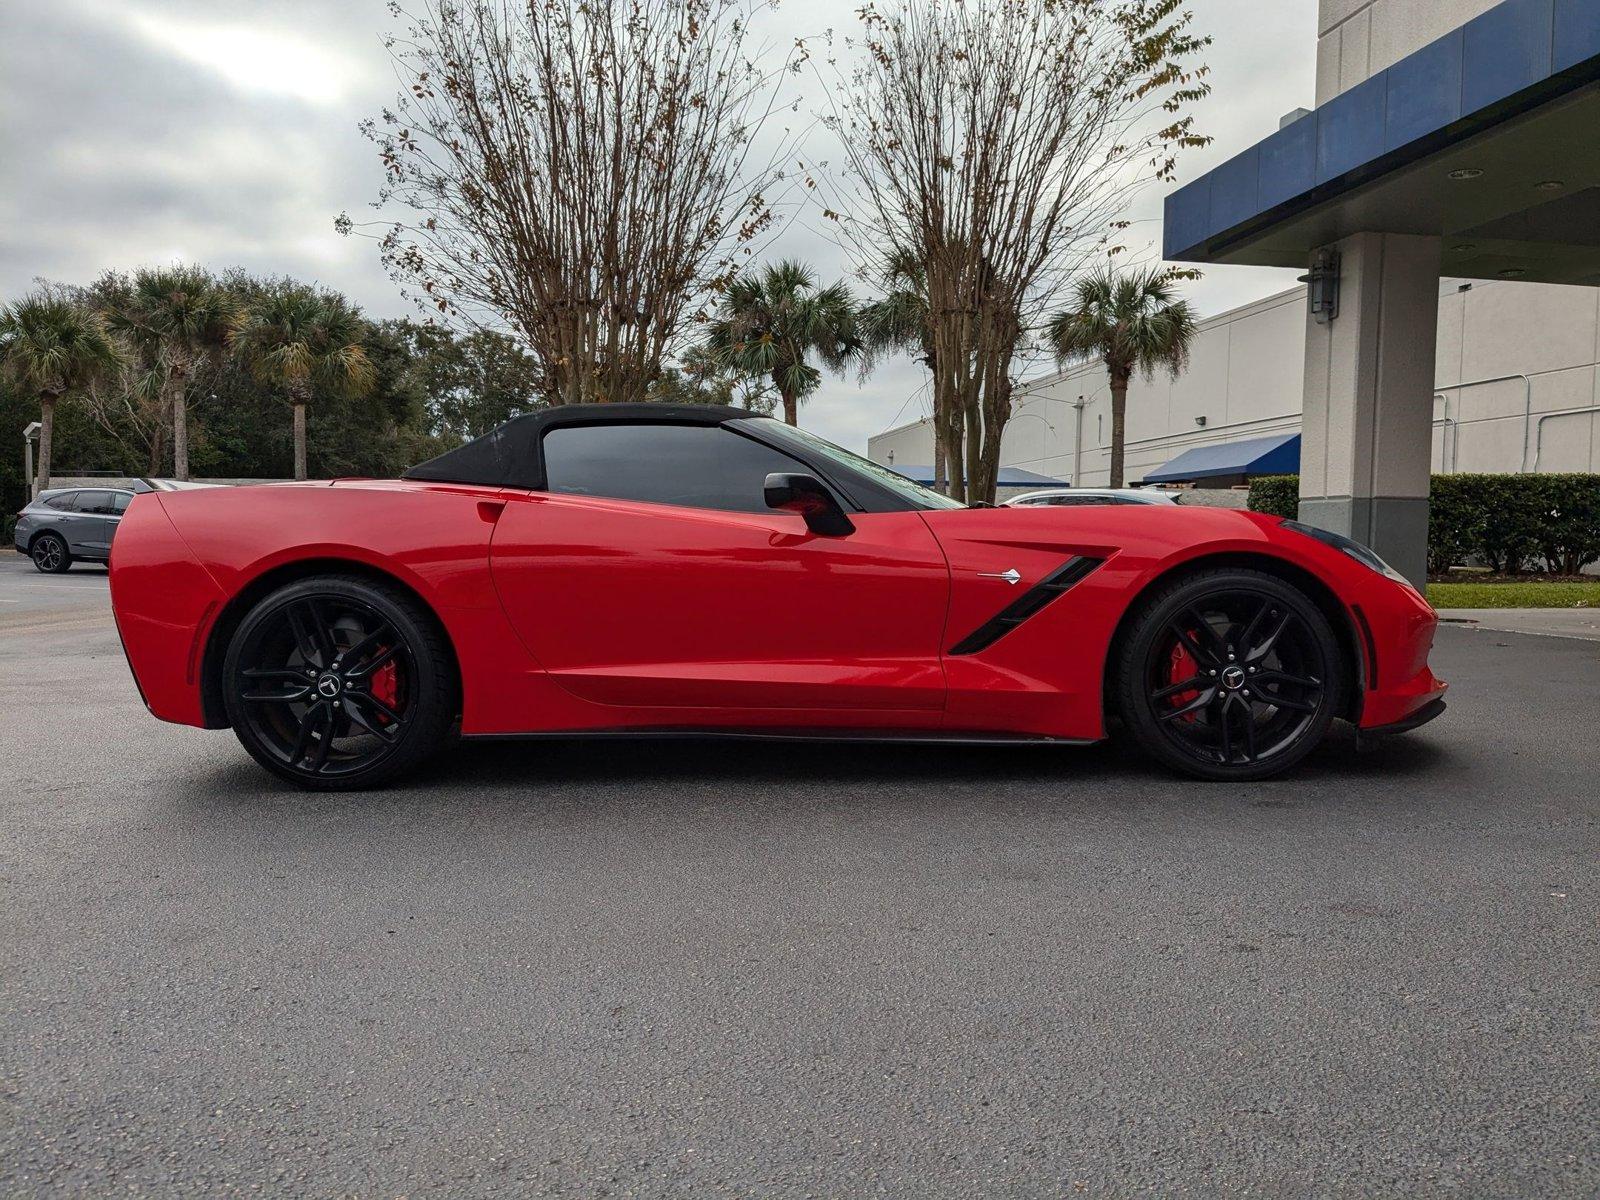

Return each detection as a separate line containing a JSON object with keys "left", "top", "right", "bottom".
{"left": 867, "top": 279, "right": 1600, "bottom": 485}
{"left": 1315, "top": 0, "right": 1501, "bottom": 105}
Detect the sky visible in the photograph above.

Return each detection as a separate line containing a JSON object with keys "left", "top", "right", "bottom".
{"left": 0, "top": 0, "right": 1318, "bottom": 453}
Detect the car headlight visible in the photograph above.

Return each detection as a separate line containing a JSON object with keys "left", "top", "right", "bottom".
{"left": 1280, "top": 519, "right": 1414, "bottom": 587}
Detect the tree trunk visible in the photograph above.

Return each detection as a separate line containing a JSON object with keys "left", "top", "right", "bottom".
{"left": 34, "top": 394, "right": 57, "bottom": 498}
{"left": 781, "top": 386, "right": 798, "bottom": 427}
{"left": 171, "top": 370, "right": 190, "bottom": 481}
{"left": 963, "top": 404, "right": 982, "bottom": 507}
{"left": 943, "top": 399, "right": 965, "bottom": 503}
{"left": 292, "top": 393, "right": 308, "bottom": 480}
{"left": 1108, "top": 373, "right": 1129, "bottom": 489}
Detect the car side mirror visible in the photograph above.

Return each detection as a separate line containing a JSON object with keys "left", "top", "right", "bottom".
{"left": 764, "top": 472, "right": 855, "bottom": 537}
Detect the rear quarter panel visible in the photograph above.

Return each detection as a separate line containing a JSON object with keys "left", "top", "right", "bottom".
{"left": 109, "top": 481, "right": 547, "bottom": 733}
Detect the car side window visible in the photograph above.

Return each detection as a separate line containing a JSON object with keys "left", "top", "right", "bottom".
{"left": 74, "top": 490, "right": 114, "bottom": 514}
{"left": 110, "top": 492, "right": 132, "bottom": 514}
{"left": 542, "top": 423, "right": 815, "bottom": 514}
{"left": 43, "top": 492, "right": 78, "bottom": 511}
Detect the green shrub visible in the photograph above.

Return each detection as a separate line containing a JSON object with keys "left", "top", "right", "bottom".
{"left": 1425, "top": 476, "right": 1482, "bottom": 575}
{"left": 1246, "top": 475, "right": 1299, "bottom": 519}
{"left": 1246, "top": 472, "right": 1600, "bottom": 575}
{"left": 1536, "top": 473, "right": 1600, "bottom": 575}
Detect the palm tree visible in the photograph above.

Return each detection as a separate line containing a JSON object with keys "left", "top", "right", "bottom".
{"left": 856, "top": 248, "right": 948, "bottom": 488}
{"left": 233, "top": 285, "right": 376, "bottom": 479}
{"left": 857, "top": 247, "right": 932, "bottom": 375}
{"left": 0, "top": 293, "right": 123, "bottom": 496}
{"left": 1046, "top": 265, "right": 1199, "bottom": 488}
{"left": 116, "top": 267, "right": 242, "bottom": 480}
{"left": 701, "top": 261, "right": 859, "bottom": 426}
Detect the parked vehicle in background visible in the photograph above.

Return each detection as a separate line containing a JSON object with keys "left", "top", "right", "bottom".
{"left": 13, "top": 487, "right": 134, "bottom": 572}
{"left": 12, "top": 478, "right": 216, "bottom": 573}
{"left": 1006, "top": 488, "right": 1179, "bottom": 507}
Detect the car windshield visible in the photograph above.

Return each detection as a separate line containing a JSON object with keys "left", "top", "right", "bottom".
{"left": 748, "top": 419, "right": 966, "bottom": 510}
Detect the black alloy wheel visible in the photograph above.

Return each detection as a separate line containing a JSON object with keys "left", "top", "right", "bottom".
{"left": 32, "top": 533, "right": 70, "bottom": 574}
{"left": 222, "top": 575, "right": 456, "bottom": 789}
{"left": 1117, "top": 568, "right": 1345, "bottom": 780}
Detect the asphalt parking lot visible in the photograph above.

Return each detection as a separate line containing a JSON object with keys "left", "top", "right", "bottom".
{"left": 2, "top": 553, "right": 1597, "bottom": 1196}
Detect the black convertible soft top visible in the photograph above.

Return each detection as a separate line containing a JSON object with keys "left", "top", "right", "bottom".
{"left": 402, "top": 403, "right": 759, "bottom": 490}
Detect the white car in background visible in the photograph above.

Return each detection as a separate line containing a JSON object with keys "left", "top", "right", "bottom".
{"left": 1005, "top": 487, "right": 1180, "bottom": 508}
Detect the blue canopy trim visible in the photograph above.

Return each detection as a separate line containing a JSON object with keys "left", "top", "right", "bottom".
{"left": 1142, "top": 433, "right": 1301, "bottom": 483}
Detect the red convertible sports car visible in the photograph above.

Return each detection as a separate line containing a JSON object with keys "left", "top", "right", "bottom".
{"left": 107, "top": 404, "right": 1446, "bottom": 789}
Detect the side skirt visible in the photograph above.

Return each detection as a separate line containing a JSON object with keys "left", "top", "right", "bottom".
{"left": 462, "top": 728, "right": 1103, "bottom": 748}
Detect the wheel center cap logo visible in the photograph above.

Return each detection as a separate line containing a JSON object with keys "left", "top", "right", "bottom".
{"left": 1221, "top": 665, "right": 1247, "bottom": 690}
{"left": 316, "top": 674, "right": 343, "bottom": 698}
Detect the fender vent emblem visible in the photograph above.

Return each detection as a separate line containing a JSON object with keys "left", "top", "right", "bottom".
{"left": 980, "top": 568, "right": 1022, "bottom": 585}
{"left": 949, "top": 556, "right": 1105, "bottom": 655}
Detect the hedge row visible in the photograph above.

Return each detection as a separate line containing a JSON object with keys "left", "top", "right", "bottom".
{"left": 1246, "top": 473, "right": 1600, "bottom": 576}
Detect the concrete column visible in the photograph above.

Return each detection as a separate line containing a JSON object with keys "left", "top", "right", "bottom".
{"left": 1298, "top": 231, "right": 1441, "bottom": 587}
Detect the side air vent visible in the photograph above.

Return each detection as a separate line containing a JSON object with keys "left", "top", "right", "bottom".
{"left": 948, "top": 556, "right": 1105, "bottom": 655}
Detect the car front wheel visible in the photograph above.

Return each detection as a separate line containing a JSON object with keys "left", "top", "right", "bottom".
{"left": 31, "top": 533, "right": 70, "bottom": 573}
{"left": 221, "top": 574, "right": 458, "bottom": 790}
{"left": 1115, "top": 568, "right": 1346, "bottom": 781}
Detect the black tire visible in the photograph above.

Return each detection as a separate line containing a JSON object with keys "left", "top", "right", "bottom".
{"left": 1114, "top": 568, "right": 1346, "bottom": 781}
{"left": 31, "top": 533, "right": 71, "bottom": 574}
{"left": 222, "top": 574, "right": 458, "bottom": 790}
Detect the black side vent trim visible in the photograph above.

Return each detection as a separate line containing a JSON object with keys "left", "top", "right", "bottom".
{"left": 948, "top": 556, "right": 1105, "bottom": 655}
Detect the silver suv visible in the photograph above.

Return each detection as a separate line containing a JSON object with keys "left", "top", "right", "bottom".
{"left": 13, "top": 487, "right": 135, "bottom": 572}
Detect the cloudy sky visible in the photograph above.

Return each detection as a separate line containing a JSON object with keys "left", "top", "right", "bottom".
{"left": 0, "top": 0, "right": 1317, "bottom": 452}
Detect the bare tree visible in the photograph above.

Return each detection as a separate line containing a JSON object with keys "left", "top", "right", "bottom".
{"left": 348, "top": 0, "right": 800, "bottom": 405}
{"left": 825, "top": 0, "right": 1209, "bottom": 502}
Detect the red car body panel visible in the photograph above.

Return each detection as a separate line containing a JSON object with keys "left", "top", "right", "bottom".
{"left": 108, "top": 479, "right": 1445, "bottom": 742}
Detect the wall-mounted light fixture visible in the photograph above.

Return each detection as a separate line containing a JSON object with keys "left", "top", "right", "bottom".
{"left": 1299, "top": 248, "right": 1340, "bottom": 325}
{"left": 1194, "top": 416, "right": 1207, "bottom": 427}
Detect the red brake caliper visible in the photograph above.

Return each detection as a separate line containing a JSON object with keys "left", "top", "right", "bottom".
{"left": 1168, "top": 638, "right": 1201, "bottom": 721}
{"left": 371, "top": 657, "right": 400, "bottom": 723}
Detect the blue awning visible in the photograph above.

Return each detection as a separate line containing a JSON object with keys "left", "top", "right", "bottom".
{"left": 1143, "top": 433, "right": 1300, "bottom": 483}
{"left": 889, "top": 465, "right": 1067, "bottom": 487}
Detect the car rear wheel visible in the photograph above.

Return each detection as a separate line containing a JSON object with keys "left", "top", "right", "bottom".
{"left": 31, "top": 533, "right": 70, "bottom": 573}
{"left": 1115, "top": 568, "right": 1346, "bottom": 781}
{"left": 222, "top": 575, "right": 457, "bottom": 790}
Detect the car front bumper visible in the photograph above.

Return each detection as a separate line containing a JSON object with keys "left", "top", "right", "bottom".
{"left": 1352, "top": 578, "right": 1448, "bottom": 731}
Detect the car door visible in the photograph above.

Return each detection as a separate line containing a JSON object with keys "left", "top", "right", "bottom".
{"left": 489, "top": 420, "right": 951, "bottom": 715}
{"left": 69, "top": 490, "right": 117, "bottom": 557}
{"left": 47, "top": 491, "right": 98, "bottom": 556}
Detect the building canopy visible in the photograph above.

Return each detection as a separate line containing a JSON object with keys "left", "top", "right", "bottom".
{"left": 1143, "top": 433, "right": 1301, "bottom": 484}
{"left": 1164, "top": 0, "right": 1600, "bottom": 286}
